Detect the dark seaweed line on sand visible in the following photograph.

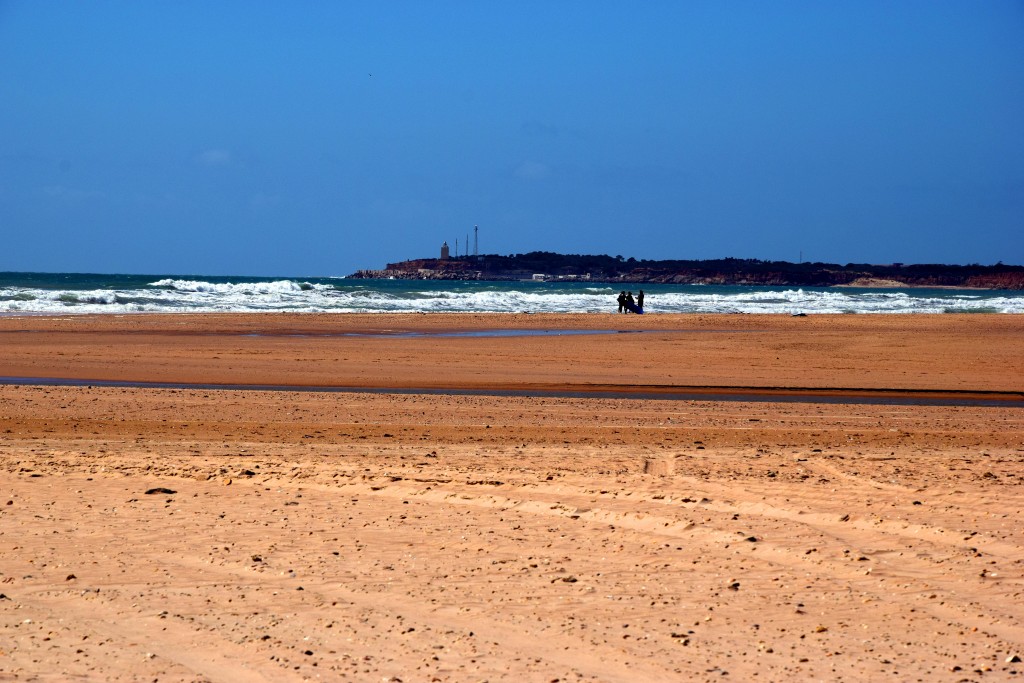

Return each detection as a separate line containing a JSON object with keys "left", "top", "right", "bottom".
{"left": 1, "top": 376, "right": 1022, "bottom": 408}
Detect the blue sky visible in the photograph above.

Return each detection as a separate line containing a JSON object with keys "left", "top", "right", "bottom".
{"left": 2, "top": 1, "right": 1022, "bottom": 276}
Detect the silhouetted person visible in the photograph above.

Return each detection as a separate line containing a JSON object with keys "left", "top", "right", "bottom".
{"left": 617, "top": 291, "right": 626, "bottom": 313}
{"left": 637, "top": 290, "right": 644, "bottom": 311}
{"left": 625, "top": 291, "right": 636, "bottom": 312}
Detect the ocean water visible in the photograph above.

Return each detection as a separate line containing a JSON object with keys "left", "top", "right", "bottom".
{"left": 1, "top": 272, "right": 1023, "bottom": 315}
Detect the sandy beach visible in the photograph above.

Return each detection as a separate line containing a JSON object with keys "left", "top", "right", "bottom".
{"left": 1, "top": 313, "right": 1023, "bottom": 681}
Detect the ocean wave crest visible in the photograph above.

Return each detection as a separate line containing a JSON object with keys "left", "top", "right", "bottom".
{"left": 149, "top": 278, "right": 325, "bottom": 295}
{"left": 2, "top": 277, "right": 1023, "bottom": 315}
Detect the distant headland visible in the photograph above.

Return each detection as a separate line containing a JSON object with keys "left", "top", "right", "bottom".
{"left": 349, "top": 252, "right": 1024, "bottom": 290}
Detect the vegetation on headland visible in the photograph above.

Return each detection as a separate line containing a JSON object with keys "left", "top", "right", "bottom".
{"left": 349, "top": 252, "right": 1024, "bottom": 290}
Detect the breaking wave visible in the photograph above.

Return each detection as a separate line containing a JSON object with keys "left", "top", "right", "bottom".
{"left": 1, "top": 275, "right": 1022, "bottom": 315}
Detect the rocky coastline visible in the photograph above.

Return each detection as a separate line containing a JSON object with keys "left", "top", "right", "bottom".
{"left": 349, "top": 252, "right": 1024, "bottom": 289}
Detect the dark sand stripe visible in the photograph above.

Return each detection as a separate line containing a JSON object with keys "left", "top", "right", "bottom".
{"left": 2, "top": 376, "right": 1022, "bottom": 408}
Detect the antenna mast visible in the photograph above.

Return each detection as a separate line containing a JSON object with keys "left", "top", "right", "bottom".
{"left": 474, "top": 225, "right": 478, "bottom": 256}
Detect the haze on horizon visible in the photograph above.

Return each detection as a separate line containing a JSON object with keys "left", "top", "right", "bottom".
{"left": 1, "top": 2, "right": 1022, "bottom": 277}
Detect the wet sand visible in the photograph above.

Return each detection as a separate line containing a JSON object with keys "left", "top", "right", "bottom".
{"left": 1, "top": 313, "right": 1022, "bottom": 681}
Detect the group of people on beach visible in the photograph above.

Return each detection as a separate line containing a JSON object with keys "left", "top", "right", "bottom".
{"left": 616, "top": 289, "right": 644, "bottom": 313}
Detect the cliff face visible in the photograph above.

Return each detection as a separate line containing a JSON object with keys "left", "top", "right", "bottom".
{"left": 349, "top": 253, "right": 1024, "bottom": 290}
{"left": 965, "top": 273, "right": 1024, "bottom": 290}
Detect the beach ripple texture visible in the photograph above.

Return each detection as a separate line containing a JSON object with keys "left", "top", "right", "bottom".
{"left": 1, "top": 273, "right": 1023, "bottom": 315}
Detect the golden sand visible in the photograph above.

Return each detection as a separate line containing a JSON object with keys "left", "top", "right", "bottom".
{"left": 1, "top": 313, "right": 1022, "bottom": 681}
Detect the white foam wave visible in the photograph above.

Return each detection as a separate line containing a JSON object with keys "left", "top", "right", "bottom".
{"left": 150, "top": 278, "right": 328, "bottom": 295}
{"left": 3, "top": 282, "right": 1023, "bottom": 315}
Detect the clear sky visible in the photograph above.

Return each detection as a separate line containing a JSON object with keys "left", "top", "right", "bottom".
{"left": 2, "top": 1, "right": 1022, "bottom": 276}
